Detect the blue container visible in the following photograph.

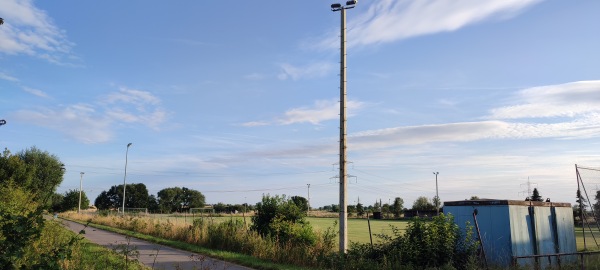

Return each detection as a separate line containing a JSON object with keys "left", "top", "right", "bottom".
{"left": 444, "top": 200, "right": 576, "bottom": 268}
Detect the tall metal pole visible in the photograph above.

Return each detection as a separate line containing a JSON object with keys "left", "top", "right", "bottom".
{"left": 434, "top": 172, "right": 439, "bottom": 215}
{"left": 78, "top": 172, "right": 85, "bottom": 213}
{"left": 307, "top": 183, "right": 311, "bottom": 214}
{"left": 338, "top": 6, "right": 349, "bottom": 254}
{"left": 331, "top": 1, "right": 356, "bottom": 253}
{"left": 122, "top": 143, "right": 132, "bottom": 215}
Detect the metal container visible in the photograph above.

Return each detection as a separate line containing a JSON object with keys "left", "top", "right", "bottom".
{"left": 444, "top": 199, "right": 576, "bottom": 268}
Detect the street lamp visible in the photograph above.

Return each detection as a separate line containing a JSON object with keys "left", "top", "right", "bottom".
{"left": 78, "top": 172, "right": 85, "bottom": 213}
{"left": 433, "top": 172, "right": 439, "bottom": 215}
{"left": 122, "top": 143, "right": 132, "bottom": 215}
{"left": 331, "top": 0, "right": 357, "bottom": 254}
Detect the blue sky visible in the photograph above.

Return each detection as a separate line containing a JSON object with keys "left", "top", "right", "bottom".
{"left": 1, "top": 0, "right": 600, "bottom": 208}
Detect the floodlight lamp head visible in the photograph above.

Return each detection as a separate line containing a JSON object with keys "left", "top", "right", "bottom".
{"left": 346, "top": 0, "right": 358, "bottom": 5}
{"left": 127, "top": 142, "right": 132, "bottom": 147}
{"left": 331, "top": 3, "right": 342, "bottom": 11}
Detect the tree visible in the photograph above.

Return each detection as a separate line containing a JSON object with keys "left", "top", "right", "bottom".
{"left": 531, "top": 188, "right": 543, "bottom": 202}
{"left": 94, "top": 183, "right": 149, "bottom": 210}
{"left": 0, "top": 147, "right": 65, "bottom": 204}
{"left": 412, "top": 196, "right": 435, "bottom": 211}
{"left": 251, "top": 194, "right": 315, "bottom": 245}
{"left": 356, "top": 202, "right": 365, "bottom": 217}
{"left": 290, "top": 196, "right": 309, "bottom": 212}
{"left": 157, "top": 187, "right": 205, "bottom": 213}
{"left": 392, "top": 197, "right": 404, "bottom": 218}
{"left": 60, "top": 189, "right": 89, "bottom": 212}
{"left": 469, "top": 196, "right": 480, "bottom": 200}
{"left": 148, "top": 195, "right": 159, "bottom": 213}
{"left": 575, "top": 190, "right": 588, "bottom": 225}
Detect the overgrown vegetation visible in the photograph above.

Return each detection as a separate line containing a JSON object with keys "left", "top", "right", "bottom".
{"left": 0, "top": 147, "right": 147, "bottom": 269}
{"left": 326, "top": 214, "right": 480, "bottom": 270}
{"left": 65, "top": 211, "right": 482, "bottom": 269}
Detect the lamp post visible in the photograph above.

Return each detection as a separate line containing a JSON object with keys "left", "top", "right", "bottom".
{"left": 122, "top": 143, "right": 132, "bottom": 215}
{"left": 331, "top": 0, "right": 357, "bottom": 254}
{"left": 78, "top": 172, "right": 85, "bottom": 213}
{"left": 433, "top": 172, "right": 439, "bottom": 215}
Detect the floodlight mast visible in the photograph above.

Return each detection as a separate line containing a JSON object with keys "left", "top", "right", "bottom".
{"left": 331, "top": 0, "right": 356, "bottom": 254}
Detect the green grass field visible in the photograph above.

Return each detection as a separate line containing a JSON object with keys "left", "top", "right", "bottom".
{"left": 151, "top": 214, "right": 600, "bottom": 251}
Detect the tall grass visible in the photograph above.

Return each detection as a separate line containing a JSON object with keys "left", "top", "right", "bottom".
{"left": 64, "top": 212, "right": 336, "bottom": 268}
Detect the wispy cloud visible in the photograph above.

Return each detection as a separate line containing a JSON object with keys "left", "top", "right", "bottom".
{"left": 278, "top": 62, "right": 334, "bottom": 80}
{"left": 242, "top": 99, "right": 365, "bottom": 127}
{"left": 315, "top": 0, "right": 543, "bottom": 49}
{"left": 0, "top": 72, "right": 19, "bottom": 82}
{"left": 21, "top": 86, "right": 49, "bottom": 98}
{"left": 14, "top": 87, "right": 168, "bottom": 143}
{"left": 15, "top": 104, "right": 114, "bottom": 144}
{"left": 235, "top": 81, "right": 600, "bottom": 161}
{"left": 488, "top": 80, "right": 600, "bottom": 119}
{"left": 0, "top": 0, "right": 76, "bottom": 64}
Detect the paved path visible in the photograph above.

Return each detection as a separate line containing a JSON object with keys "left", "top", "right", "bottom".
{"left": 61, "top": 219, "right": 253, "bottom": 270}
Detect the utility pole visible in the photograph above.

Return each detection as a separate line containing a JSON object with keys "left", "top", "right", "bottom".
{"left": 331, "top": 0, "right": 357, "bottom": 254}
{"left": 307, "top": 184, "right": 311, "bottom": 214}
{"left": 433, "top": 172, "right": 439, "bottom": 215}
{"left": 78, "top": 172, "right": 85, "bottom": 213}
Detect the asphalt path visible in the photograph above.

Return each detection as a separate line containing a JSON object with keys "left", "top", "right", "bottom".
{"left": 61, "top": 219, "right": 254, "bottom": 270}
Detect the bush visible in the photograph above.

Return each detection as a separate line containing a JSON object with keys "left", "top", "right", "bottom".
{"left": 324, "top": 214, "right": 480, "bottom": 270}
{"left": 251, "top": 194, "right": 317, "bottom": 246}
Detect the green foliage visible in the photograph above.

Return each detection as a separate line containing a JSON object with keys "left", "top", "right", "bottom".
{"left": 157, "top": 186, "right": 205, "bottom": 213}
{"left": 325, "top": 214, "right": 479, "bottom": 270}
{"left": 58, "top": 189, "right": 90, "bottom": 212}
{"left": 251, "top": 194, "right": 317, "bottom": 246}
{"left": 0, "top": 147, "right": 65, "bottom": 204}
{"left": 357, "top": 202, "right": 365, "bottom": 217}
{"left": 290, "top": 196, "right": 309, "bottom": 212}
{"left": 94, "top": 183, "right": 149, "bottom": 210}
{"left": 393, "top": 197, "right": 404, "bottom": 218}
{"left": 412, "top": 196, "right": 435, "bottom": 211}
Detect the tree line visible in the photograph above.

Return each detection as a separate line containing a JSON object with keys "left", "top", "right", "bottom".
{"left": 94, "top": 185, "right": 206, "bottom": 213}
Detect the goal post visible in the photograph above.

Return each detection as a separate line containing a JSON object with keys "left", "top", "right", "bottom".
{"left": 190, "top": 207, "right": 214, "bottom": 217}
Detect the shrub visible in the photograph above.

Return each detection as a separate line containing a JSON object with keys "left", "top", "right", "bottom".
{"left": 324, "top": 214, "right": 479, "bottom": 270}
{"left": 251, "top": 194, "right": 317, "bottom": 246}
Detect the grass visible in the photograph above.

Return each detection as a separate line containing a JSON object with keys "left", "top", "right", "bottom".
{"left": 142, "top": 213, "right": 409, "bottom": 245}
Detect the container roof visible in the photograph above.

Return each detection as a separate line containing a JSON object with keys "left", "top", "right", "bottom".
{"left": 444, "top": 199, "right": 571, "bottom": 207}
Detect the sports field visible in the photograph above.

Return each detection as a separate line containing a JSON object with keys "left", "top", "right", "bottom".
{"left": 147, "top": 214, "right": 409, "bottom": 244}
{"left": 145, "top": 213, "right": 600, "bottom": 249}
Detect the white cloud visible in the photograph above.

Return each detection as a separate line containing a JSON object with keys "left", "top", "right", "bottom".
{"left": 241, "top": 99, "right": 364, "bottom": 127}
{"left": 240, "top": 121, "right": 270, "bottom": 127}
{"left": 21, "top": 86, "right": 48, "bottom": 98}
{"left": 489, "top": 80, "right": 600, "bottom": 119}
{"left": 278, "top": 62, "right": 334, "bottom": 81}
{"left": 316, "top": 0, "right": 543, "bottom": 49}
{"left": 0, "top": 72, "right": 19, "bottom": 82}
{"left": 13, "top": 87, "right": 168, "bottom": 143}
{"left": 14, "top": 104, "right": 114, "bottom": 144}
{"left": 0, "top": 0, "right": 75, "bottom": 63}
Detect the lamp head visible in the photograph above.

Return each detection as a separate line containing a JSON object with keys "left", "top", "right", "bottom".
{"left": 127, "top": 143, "right": 132, "bottom": 147}
{"left": 331, "top": 3, "right": 342, "bottom": 11}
